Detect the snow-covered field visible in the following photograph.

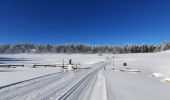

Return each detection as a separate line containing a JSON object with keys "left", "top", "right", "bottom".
{"left": 0, "top": 51, "right": 170, "bottom": 100}
{"left": 113, "top": 50, "right": 170, "bottom": 82}
{"left": 0, "top": 54, "right": 105, "bottom": 87}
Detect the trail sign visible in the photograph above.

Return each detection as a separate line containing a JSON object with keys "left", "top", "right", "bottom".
{"left": 123, "top": 63, "right": 127, "bottom": 67}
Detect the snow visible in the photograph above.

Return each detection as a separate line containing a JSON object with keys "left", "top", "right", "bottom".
{"left": 152, "top": 73, "right": 164, "bottom": 78}
{"left": 113, "top": 51, "right": 170, "bottom": 82}
{"left": 0, "top": 53, "right": 106, "bottom": 65}
{"left": 67, "top": 65, "right": 74, "bottom": 70}
{"left": 90, "top": 70, "right": 107, "bottom": 100}
{"left": 0, "top": 54, "right": 106, "bottom": 87}
{"left": 0, "top": 51, "right": 170, "bottom": 100}
{"left": 161, "top": 78, "right": 170, "bottom": 83}
{"left": 104, "top": 69, "right": 170, "bottom": 100}
{"left": 0, "top": 67, "right": 61, "bottom": 87}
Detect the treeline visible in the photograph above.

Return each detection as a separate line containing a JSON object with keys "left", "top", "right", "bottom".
{"left": 0, "top": 42, "right": 169, "bottom": 54}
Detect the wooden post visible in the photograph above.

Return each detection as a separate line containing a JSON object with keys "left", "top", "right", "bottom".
{"left": 62, "top": 59, "right": 64, "bottom": 69}
{"left": 69, "top": 59, "right": 72, "bottom": 65}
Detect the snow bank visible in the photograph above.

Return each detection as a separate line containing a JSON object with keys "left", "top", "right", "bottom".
{"left": 152, "top": 73, "right": 164, "bottom": 78}
{"left": 161, "top": 78, "right": 170, "bottom": 83}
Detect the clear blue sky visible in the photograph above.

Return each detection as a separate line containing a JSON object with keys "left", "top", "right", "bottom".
{"left": 0, "top": 0, "right": 170, "bottom": 45}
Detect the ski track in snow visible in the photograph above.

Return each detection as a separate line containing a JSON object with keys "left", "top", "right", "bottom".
{"left": 1, "top": 52, "right": 170, "bottom": 100}
{"left": 0, "top": 62, "right": 105, "bottom": 100}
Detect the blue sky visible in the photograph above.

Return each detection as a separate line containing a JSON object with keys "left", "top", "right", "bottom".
{"left": 0, "top": 0, "right": 170, "bottom": 45}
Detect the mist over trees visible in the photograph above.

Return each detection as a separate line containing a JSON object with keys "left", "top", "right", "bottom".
{"left": 0, "top": 42, "right": 169, "bottom": 54}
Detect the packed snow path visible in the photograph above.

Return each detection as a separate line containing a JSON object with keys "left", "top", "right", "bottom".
{"left": 0, "top": 62, "right": 105, "bottom": 100}
{"left": 90, "top": 70, "right": 107, "bottom": 100}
